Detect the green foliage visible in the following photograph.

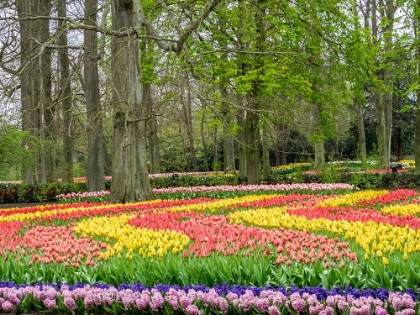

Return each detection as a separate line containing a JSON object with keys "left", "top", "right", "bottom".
{"left": 0, "top": 127, "right": 32, "bottom": 180}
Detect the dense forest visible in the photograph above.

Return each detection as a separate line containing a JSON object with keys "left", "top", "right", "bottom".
{"left": 0, "top": 0, "right": 419, "bottom": 202}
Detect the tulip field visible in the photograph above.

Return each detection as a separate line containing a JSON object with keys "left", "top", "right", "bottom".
{"left": 1, "top": 183, "right": 420, "bottom": 314}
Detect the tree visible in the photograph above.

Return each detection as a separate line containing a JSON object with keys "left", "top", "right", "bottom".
{"left": 84, "top": 0, "right": 105, "bottom": 191}
{"left": 110, "top": 0, "right": 222, "bottom": 202}
{"left": 414, "top": 0, "right": 420, "bottom": 170}
{"left": 58, "top": 0, "right": 74, "bottom": 184}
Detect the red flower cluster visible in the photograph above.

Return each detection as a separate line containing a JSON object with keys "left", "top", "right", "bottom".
{"left": 128, "top": 211, "right": 356, "bottom": 266}
{"left": 23, "top": 225, "right": 107, "bottom": 266}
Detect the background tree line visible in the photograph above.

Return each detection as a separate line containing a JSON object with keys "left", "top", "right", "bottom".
{"left": 0, "top": 0, "right": 419, "bottom": 202}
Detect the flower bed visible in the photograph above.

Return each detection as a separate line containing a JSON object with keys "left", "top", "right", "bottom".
{"left": 1, "top": 186, "right": 420, "bottom": 314}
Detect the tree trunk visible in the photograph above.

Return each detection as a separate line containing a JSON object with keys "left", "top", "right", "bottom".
{"left": 244, "top": 101, "right": 261, "bottom": 184}
{"left": 414, "top": 0, "right": 420, "bottom": 171}
{"left": 236, "top": 98, "right": 247, "bottom": 179}
{"left": 213, "top": 126, "right": 219, "bottom": 171}
{"left": 32, "top": 0, "right": 53, "bottom": 184}
{"left": 182, "top": 74, "right": 198, "bottom": 171}
{"left": 17, "top": 0, "right": 36, "bottom": 184}
{"left": 59, "top": 0, "right": 74, "bottom": 184}
{"left": 275, "top": 123, "right": 289, "bottom": 166}
{"left": 200, "top": 111, "right": 209, "bottom": 171}
{"left": 312, "top": 104, "right": 325, "bottom": 169}
{"left": 355, "top": 98, "right": 367, "bottom": 167}
{"left": 144, "top": 83, "right": 161, "bottom": 174}
{"left": 84, "top": 0, "right": 105, "bottom": 191}
{"left": 262, "top": 128, "right": 270, "bottom": 179}
{"left": 221, "top": 89, "right": 236, "bottom": 173}
{"left": 110, "top": 0, "right": 153, "bottom": 203}
{"left": 372, "top": 0, "right": 395, "bottom": 168}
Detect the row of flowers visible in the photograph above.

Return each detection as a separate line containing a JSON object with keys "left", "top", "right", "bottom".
{"left": 0, "top": 282, "right": 418, "bottom": 315}
{"left": 56, "top": 183, "right": 356, "bottom": 202}
{"left": 2, "top": 189, "right": 420, "bottom": 268}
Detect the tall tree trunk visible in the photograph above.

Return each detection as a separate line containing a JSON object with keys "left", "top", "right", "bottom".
{"left": 32, "top": 0, "right": 52, "bottom": 184}
{"left": 182, "top": 74, "right": 198, "bottom": 171}
{"left": 213, "top": 126, "right": 219, "bottom": 171}
{"left": 84, "top": 0, "right": 105, "bottom": 191}
{"left": 144, "top": 83, "right": 161, "bottom": 173}
{"left": 221, "top": 88, "right": 236, "bottom": 173}
{"left": 262, "top": 128, "right": 270, "bottom": 179}
{"left": 244, "top": 100, "right": 261, "bottom": 184}
{"left": 59, "top": 0, "right": 74, "bottom": 184}
{"left": 111, "top": 0, "right": 153, "bottom": 202}
{"left": 414, "top": 0, "right": 420, "bottom": 171}
{"left": 200, "top": 111, "right": 209, "bottom": 171}
{"left": 372, "top": 0, "right": 395, "bottom": 167}
{"left": 356, "top": 98, "right": 367, "bottom": 167}
{"left": 312, "top": 103, "right": 325, "bottom": 169}
{"left": 17, "top": 0, "right": 36, "bottom": 184}
{"left": 237, "top": 96, "right": 247, "bottom": 178}
{"left": 275, "top": 123, "right": 289, "bottom": 165}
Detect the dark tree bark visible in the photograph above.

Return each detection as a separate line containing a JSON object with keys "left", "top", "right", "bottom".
{"left": 144, "top": 83, "right": 161, "bottom": 174}
{"left": 110, "top": 0, "right": 154, "bottom": 202}
{"left": 16, "top": 0, "right": 36, "bottom": 184}
{"left": 182, "top": 74, "right": 198, "bottom": 171}
{"left": 36, "top": 0, "right": 53, "bottom": 184}
{"left": 221, "top": 88, "right": 236, "bottom": 174}
{"left": 356, "top": 98, "right": 367, "bottom": 167}
{"left": 236, "top": 98, "right": 247, "bottom": 179}
{"left": 84, "top": 0, "right": 105, "bottom": 191}
{"left": 414, "top": 0, "right": 420, "bottom": 171}
{"left": 275, "top": 123, "right": 290, "bottom": 166}
{"left": 372, "top": 0, "right": 396, "bottom": 167}
{"left": 58, "top": 0, "right": 74, "bottom": 184}
{"left": 262, "top": 128, "right": 270, "bottom": 179}
{"left": 244, "top": 100, "right": 261, "bottom": 184}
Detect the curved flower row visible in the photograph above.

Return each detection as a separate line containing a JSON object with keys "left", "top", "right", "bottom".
{"left": 229, "top": 207, "right": 420, "bottom": 258}
{"left": 0, "top": 282, "right": 417, "bottom": 315}
{"left": 74, "top": 215, "right": 190, "bottom": 259}
{"left": 0, "top": 198, "right": 215, "bottom": 221}
{"left": 316, "top": 190, "right": 389, "bottom": 207}
{"left": 153, "top": 183, "right": 356, "bottom": 194}
{"left": 126, "top": 212, "right": 356, "bottom": 265}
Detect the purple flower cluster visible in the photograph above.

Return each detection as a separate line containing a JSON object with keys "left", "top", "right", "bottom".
{"left": 0, "top": 282, "right": 418, "bottom": 315}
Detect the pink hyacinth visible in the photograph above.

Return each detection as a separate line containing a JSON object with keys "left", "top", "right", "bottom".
{"left": 64, "top": 297, "right": 76, "bottom": 311}
{"left": 268, "top": 305, "right": 281, "bottom": 315}
{"left": 43, "top": 298, "right": 57, "bottom": 310}
{"left": 291, "top": 298, "right": 307, "bottom": 313}
{"left": 1, "top": 300, "right": 15, "bottom": 311}
{"left": 185, "top": 304, "right": 201, "bottom": 315}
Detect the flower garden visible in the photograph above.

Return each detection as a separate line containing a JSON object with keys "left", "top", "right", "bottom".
{"left": 1, "top": 182, "right": 420, "bottom": 314}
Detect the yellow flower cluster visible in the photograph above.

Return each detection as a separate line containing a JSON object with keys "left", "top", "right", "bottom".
{"left": 165, "top": 195, "right": 279, "bottom": 213}
{"left": 230, "top": 207, "right": 420, "bottom": 259}
{"left": 398, "top": 159, "right": 415, "bottom": 168}
{"left": 0, "top": 200, "right": 164, "bottom": 222}
{"left": 74, "top": 215, "right": 190, "bottom": 259}
{"left": 380, "top": 204, "right": 420, "bottom": 216}
{"left": 317, "top": 190, "right": 388, "bottom": 207}
{"left": 271, "top": 163, "right": 311, "bottom": 171}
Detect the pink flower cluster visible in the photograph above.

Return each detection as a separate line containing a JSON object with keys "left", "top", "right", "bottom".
{"left": 0, "top": 285, "right": 417, "bottom": 315}
{"left": 153, "top": 183, "right": 355, "bottom": 194}
{"left": 56, "top": 190, "right": 110, "bottom": 201}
